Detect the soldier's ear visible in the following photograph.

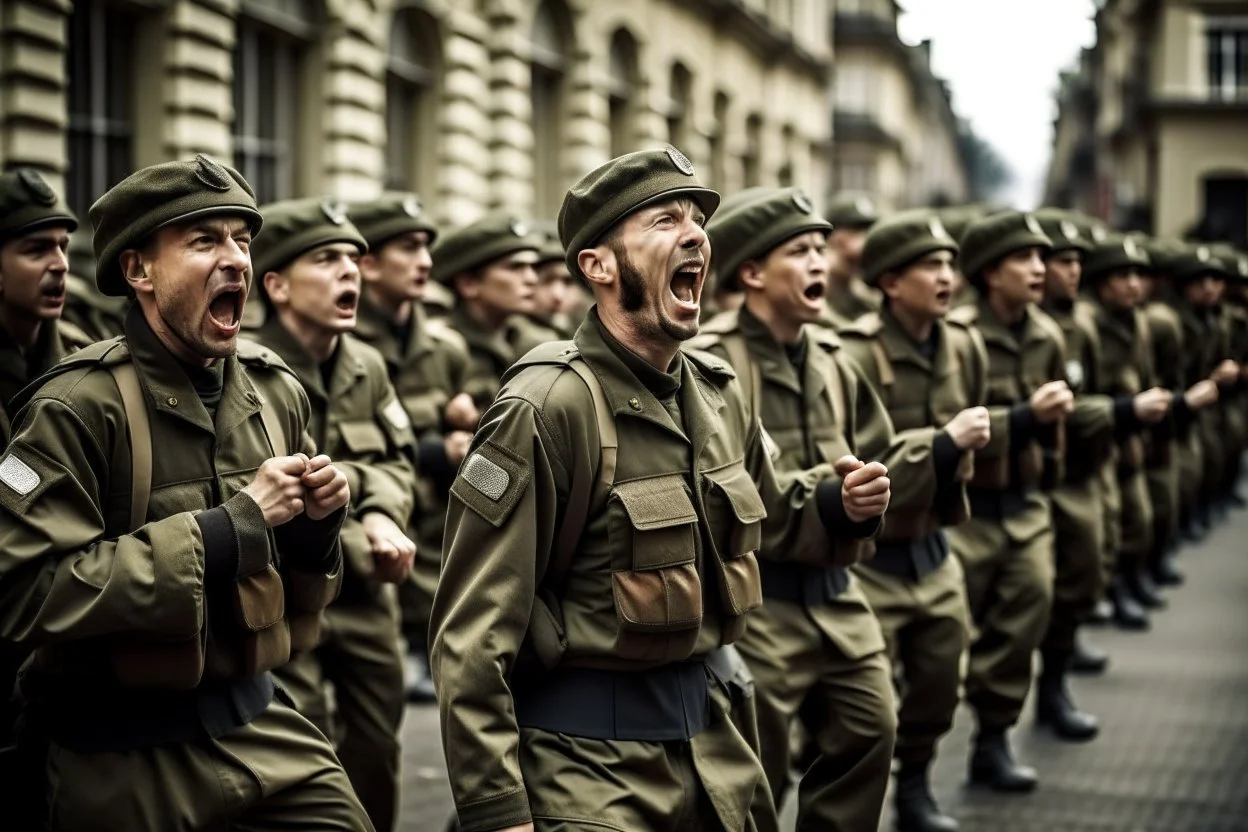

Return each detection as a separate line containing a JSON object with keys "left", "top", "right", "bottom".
{"left": 262, "top": 270, "right": 289, "bottom": 306}
{"left": 578, "top": 246, "right": 614, "bottom": 289}
{"left": 119, "top": 250, "right": 152, "bottom": 294}
{"left": 738, "top": 260, "right": 765, "bottom": 291}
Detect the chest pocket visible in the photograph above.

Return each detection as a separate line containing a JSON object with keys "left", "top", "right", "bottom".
{"left": 338, "top": 420, "right": 388, "bottom": 455}
{"left": 702, "top": 462, "right": 765, "bottom": 642}
{"left": 608, "top": 474, "right": 702, "bottom": 662}
{"left": 401, "top": 390, "right": 445, "bottom": 434}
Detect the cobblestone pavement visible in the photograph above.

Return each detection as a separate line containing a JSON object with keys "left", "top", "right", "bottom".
{"left": 399, "top": 506, "right": 1248, "bottom": 831}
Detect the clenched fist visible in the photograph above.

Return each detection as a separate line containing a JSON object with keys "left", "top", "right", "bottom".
{"left": 945, "top": 406, "right": 991, "bottom": 451}
{"left": 1030, "top": 380, "right": 1074, "bottom": 424}
{"left": 301, "top": 454, "right": 350, "bottom": 521}
{"left": 445, "top": 430, "right": 474, "bottom": 467}
{"left": 1212, "top": 359, "right": 1240, "bottom": 387}
{"left": 244, "top": 454, "right": 311, "bottom": 527}
{"left": 444, "top": 392, "right": 480, "bottom": 433}
{"left": 835, "top": 455, "right": 890, "bottom": 524}
{"left": 1132, "top": 387, "right": 1172, "bottom": 424}
{"left": 362, "top": 512, "right": 417, "bottom": 583}
{"left": 1184, "top": 378, "right": 1219, "bottom": 410}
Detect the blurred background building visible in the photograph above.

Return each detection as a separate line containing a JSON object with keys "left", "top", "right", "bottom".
{"left": 1046, "top": 0, "right": 1248, "bottom": 245}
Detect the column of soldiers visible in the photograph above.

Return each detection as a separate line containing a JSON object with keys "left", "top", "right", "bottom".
{"left": 0, "top": 146, "right": 1245, "bottom": 832}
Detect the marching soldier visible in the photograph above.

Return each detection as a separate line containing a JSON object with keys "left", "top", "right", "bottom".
{"left": 431, "top": 215, "right": 543, "bottom": 411}
{"left": 947, "top": 211, "right": 1071, "bottom": 793}
{"left": 431, "top": 148, "right": 890, "bottom": 832}
{"left": 839, "top": 209, "right": 988, "bottom": 832}
{"left": 251, "top": 198, "right": 419, "bottom": 831}
{"left": 694, "top": 187, "right": 907, "bottom": 831}
{"left": 0, "top": 156, "right": 370, "bottom": 830}
{"left": 349, "top": 192, "right": 476, "bottom": 703}
{"left": 507, "top": 227, "right": 576, "bottom": 354}
{"left": 1215, "top": 245, "right": 1248, "bottom": 508}
{"left": 824, "top": 193, "right": 882, "bottom": 323}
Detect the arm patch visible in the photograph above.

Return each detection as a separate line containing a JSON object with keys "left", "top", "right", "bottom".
{"left": 450, "top": 440, "right": 530, "bottom": 528}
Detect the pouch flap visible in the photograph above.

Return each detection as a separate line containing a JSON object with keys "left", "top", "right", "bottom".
{"left": 703, "top": 464, "right": 767, "bottom": 523}
{"left": 613, "top": 475, "right": 697, "bottom": 531}
{"left": 235, "top": 564, "right": 286, "bottom": 632}
{"left": 338, "top": 420, "right": 388, "bottom": 454}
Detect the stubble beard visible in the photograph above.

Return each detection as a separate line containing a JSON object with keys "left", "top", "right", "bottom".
{"left": 613, "top": 244, "right": 698, "bottom": 343}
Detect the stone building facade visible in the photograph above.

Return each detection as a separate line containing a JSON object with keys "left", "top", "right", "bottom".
{"left": 0, "top": 0, "right": 834, "bottom": 233}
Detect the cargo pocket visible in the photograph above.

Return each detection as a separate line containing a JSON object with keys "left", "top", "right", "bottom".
{"left": 702, "top": 463, "right": 766, "bottom": 642}
{"left": 338, "top": 420, "right": 388, "bottom": 455}
{"left": 608, "top": 474, "right": 701, "bottom": 662}
{"left": 233, "top": 563, "right": 292, "bottom": 674}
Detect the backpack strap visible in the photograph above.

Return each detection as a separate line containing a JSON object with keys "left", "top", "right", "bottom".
{"left": 721, "top": 333, "right": 761, "bottom": 422}
{"left": 109, "top": 363, "right": 152, "bottom": 532}
{"left": 258, "top": 398, "right": 288, "bottom": 457}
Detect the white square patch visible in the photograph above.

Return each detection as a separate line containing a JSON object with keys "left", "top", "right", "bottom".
{"left": 462, "top": 453, "right": 510, "bottom": 501}
{"left": 0, "top": 454, "right": 41, "bottom": 496}
{"left": 383, "top": 399, "right": 411, "bottom": 431}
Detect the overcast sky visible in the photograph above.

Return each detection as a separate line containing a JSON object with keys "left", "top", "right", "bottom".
{"left": 896, "top": 0, "right": 1099, "bottom": 208}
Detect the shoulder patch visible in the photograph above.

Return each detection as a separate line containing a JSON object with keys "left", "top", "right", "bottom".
{"left": 0, "top": 453, "right": 40, "bottom": 496}
{"left": 382, "top": 397, "right": 411, "bottom": 431}
{"left": 451, "top": 440, "right": 531, "bottom": 528}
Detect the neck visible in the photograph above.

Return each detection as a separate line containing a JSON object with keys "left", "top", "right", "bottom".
{"left": 596, "top": 303, "right": 678, "bottom": 371}
{"left": 0, "top": 307, "right": 41, "bottom": 352}
{"left": 463, "top": 299, "right": 507, "bottom": 332}
{"left": 745, "top": 295, "right": 803, "bottom": 345}
{"left": 888, "top": 302, "right": 934, "bottom": 343}
{"left": 140, "top": 301, "right": 215, "bottom": 368}
{"left": 276, "top": 308, "right": 339, "bottom": 362}
{"left": 364, "top": 285, "right": 413, "bottom": 326}
{"left": 987, "top": 292, "right": 1028, "bottom": 325}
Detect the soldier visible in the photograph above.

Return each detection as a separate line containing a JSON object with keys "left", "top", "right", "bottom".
{"left": 506, "top": 227, "right": 577, "bottom": 353}
{"left": 250, "top": 198, "right": 419, "bottom": 832}
{"left": 430, "top": 148, "right": 891, "bottom": 832}
{"left": 432, "top": 215, "right": 542, "bottom": 411}
{"left": 946, "top": 211, "right": 1072, "bottom": 793}
{"left": 838, "top": 209, "right": 990, "bottom": 832}
{"left": 0, "top": 155, "right": 370, "bottom": 830}
{"left": 824, "top": 192, "right": 882, "bottom": 323}
{"left": 694, "top": 187, "right": 907, "bottom": 831}
{"left": 62, "top": 235, "right": 129, "bottom": 342}
{"left": 1215, "top": 245, "right": 1248, "bottom": 508}
{"left": 349, "top": 192, "right": 475, "bottom": 703}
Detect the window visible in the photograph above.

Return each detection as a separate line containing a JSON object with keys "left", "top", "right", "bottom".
{"left": 531, "top": 0, "right": 572, "bottom": 219}
{"left": 709, "top": 92, "right": 730, "bottom": 188}
{"left": 1206, "top": 22, "right": 1248, "bottom": 100}
{"left": 233, "top": 1, "right": 321, "bottom": 203}
{"left": 667, "top": 63, "right": 693, "bottom": 151}
{"left": 743, "top": 114, "right": 762, "bottom": 187}
{"left": 387, "top": 8, "right": 440, "bottom": 192}
{"left": 66, "top": 2, "right": 137, "bottom": 218}
{"left": 608, "top": 29, "right": 638, "bottom": 158}
{"left": 835, "top": 63, "right": 875, "bottom": 114}
{"left": 837, "top": 159, "right": 876, "bottom": 192}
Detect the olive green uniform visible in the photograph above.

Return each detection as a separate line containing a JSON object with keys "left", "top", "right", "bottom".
{"left": 452, "top": 306, "right": 521, "bottom": 411}
{"left": 827, "top": 277, "right": 880, "bottom": 323}
{"left": 1141, "top": 298, "right": 1184, "bottom": 566}
{"left": 258, "top": 322, "right": 416, "bottom": 832}
{"left": 0, "top": 308, "right": 367, "bottom": 831}
{"left": 946, "top": 297, "right": 1064, "bottom": 730}
{"left": 694, "top": 307, "right": 902, "bottom": 830}
{"left": 1174, "top": 295, "right": 1221, "bottom": 525}
{"left": 62, "top": 272, "right": 128, "bottom": 342}
{"left": 840, "top": 308, "right": 981, "bottom": 769}
{"left": 508, "top": 313, "right": 565, "bottom": 357}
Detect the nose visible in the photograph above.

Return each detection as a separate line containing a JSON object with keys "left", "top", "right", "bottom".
{"left": 680, "top": 218, "right": 709, "bottom": 251}
{"left": 415, "top": 246, "right": 433, "bottom": 271}
{"left": 520, "top": 264, "right": 539, "bottom": 287}
{"left": 936, "top": 261, "right": 954, "bottom": 285}
{"left": 49, "top": 246, "right": 69, "bottom": 274}
{"left": 1029, "top": 251, "right": 1047, "bottom": 275}
{"left": 223, "top": 235, "right": 250, "bottom": 272}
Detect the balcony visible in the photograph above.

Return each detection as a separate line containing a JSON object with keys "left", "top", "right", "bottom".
{"left": 833, "top": 11, "right": 907, "bottom": 56}
{"left": 833, "top": 110, "right": 904, "bottom": 154}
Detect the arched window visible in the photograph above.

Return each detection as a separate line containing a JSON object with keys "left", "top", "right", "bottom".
{"left": 232, "top": 0, "right": 323, "bottom": 202}
{"left": 667, "top": 63, "right": 692, "bottom": 151}
{"left": 66, "top": 1, "right": 139, "bottom": 217}
{"left": 387, "top": 8, "right": 441, "bottom": 193}
{"left": 743, "top": 113, "right": 762, "bottom": 187}
{"left": 608, "top": 29, "right": 638, "bottom": 159}
{"left": 531, "top": 0, "right": 572, "bottom": 218}
{"left": 709, "top": 92, "right": 729, "bottom": 188}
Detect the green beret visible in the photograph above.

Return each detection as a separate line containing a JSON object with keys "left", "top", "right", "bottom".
{"left": 347, "top": 191, "right": 437, "bottom": 250}
{"left": 825, "top": 192, "right": 879, "bottom": 229}
{"left": 558, "top": 146, "right": 720, "bottom": 278}
{"left": 1212, "top": 243, "right": 1248, "bottom": 283}
{"left": 90, "top": 154, "right": 262, "bottom": 297}
{"left": 1082, "top": 234, "right": 1150, "bottom": 281}
{"left": 1066, "top": 211, "right": 1111, "bottom": 244}
{"left": 935, "top": 205, "right": 987, "bottom": 246}
{"left": 1032, "top": 208, "right": 1091, "bottom": 254}
{"left": 0, "top": 169, "right": 77, "bottom": 242}
{"left": 1173, "top": 243, "right": 1232, "bottom": 282}
{"left": 1142, "top": 237, "right": 1186, "bottom": 274}
{"left": 860, "top": 209, "right": 959, "bottom": 287}
{"left": 431, "top": 213, "right": 540, "bottom": 284}
{"left": 706, "top": 187, "right": 831, "bottom": 291}
{"left": 532, "top": 221, "right": 565, "bottom": 267}
{"left": 250, "top": 197, "right": 367, "bottom": 278}
{"left": 958, "top": 210, "right": 1053, "bottom": 280}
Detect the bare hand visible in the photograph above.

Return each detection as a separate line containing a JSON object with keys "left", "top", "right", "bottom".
{"left": 834, "top": 455, "right": 890, "bottom": 524}
{"left": 1184, "top": 378, "right": 1219, "bottom": 410}
{"left": 1212, "top": 359, "right": 1240, "bottom": 386}
{"left": 301, "top": 455, "right": 350, "bottom": 521}
{"left": 361, "top": 512, "right": 416, "bottom": 583}
{"left": 1030, "top": 380, "right": 1074, "bottom": 424}
{"left": 1132, "top": 387, "right": 1172, "bottom": 424}
{"left": 243, "top": 454, "right": 310, "bottom": 527}
{"left": 444, "top": 392, "right": 480, "bottom": 432}
{"left": 491, "top": 825, "right": 534, "bottom": 832}
{"left": 944, "top": 406, "right": 991, "bottom": 451}
{"left": 445, "top": 431, "right": 474, "bottom": 467}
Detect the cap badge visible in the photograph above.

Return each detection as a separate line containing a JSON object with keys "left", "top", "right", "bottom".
{"left": 1024, "top": 213, "right": 1043, "bottom": 235}
{"left": 1197, "top": 245, "right": 1211, "bottom": 262}
{"left": 321, "top": 199, "right": 348, "bottom": 225}
{"left": 402, "top": 195, "right": 422, "bottom": 218}
{"left": 1090, "top": 223, "right": 1109, "bottom": 243}
{"left": 1239, "top": 255, "right": 1248, "bottom": 277}
{"left": 194, "top": 154, "right": 234, "bottom": 192}
{"left": 16, "top": 169, "right": 57, "bottom": 206}
{"left": 665, "top": 146, "right": 696, "bottom": 176}
{"left": 1123, "top": 236, "right": 1142, "bottom": 259}
{"left": 1060, "top": 220, "right": 1080, "bottom": 241}
{"left": 791, "top": 190, "right": 814, "bottom": 214}
{"left": 929, "top": 217, "right": 950, "bottom": 240}
{"left": 855, "top": 196, "right": 875, "bottom": 216}
{"left": 510, "top": 218, "right": 529, "bottom": 238}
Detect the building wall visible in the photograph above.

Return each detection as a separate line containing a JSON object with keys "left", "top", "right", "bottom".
{"left": 1155, "top": 113, "right": 1248, "bottom": 236}
{"left": 0, "top": 0, "right": 832, "bottom": 231}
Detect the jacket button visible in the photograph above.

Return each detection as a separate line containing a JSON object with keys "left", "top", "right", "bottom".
{"left": 628, "top": 397, "right": 642, "bottom": 411}
{"left": 167, "top": 396, "right": 178, "bottom": 407}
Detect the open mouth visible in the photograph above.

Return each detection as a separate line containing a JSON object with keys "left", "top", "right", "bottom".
{"left": 335, "top": 289, "right": 359, "bottom": 313}
{"left": 935, "top": 288, "right": 952, "bottom": 304}
{"left": 803, "top": 281, "right": 827, "bottom": 302}
{"left": 670, "top": 260, "right": 703, "bottom": 308}
{"left": 40, "top": 282, "right": 66, "bottom": 301}
{"left": 207, "top": 286, "right": 244, "bottom": 332}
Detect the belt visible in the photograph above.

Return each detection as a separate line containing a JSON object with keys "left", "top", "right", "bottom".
{"left": 758, "top": 559, "right": 849, "bottom": 605}
{"left": 513, "top": 659, "right": 710, "bottom": 742}
{"left": 865, "top": 530, "right": 950, "bottom": 581}
{"left": 31, "top": 672, "right": 275, "bottom": 752}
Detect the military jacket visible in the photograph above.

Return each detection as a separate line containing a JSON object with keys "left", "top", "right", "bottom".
{"left": 506, "top": 314, "right": 563, "bottom": 359}
{"left": 839, "top": 307, "right": 986, "bottom": 540}
{"left": 62, "top": 273, "right": 128, "bottom": 343}
{"left": 450, "top": 307, "right": 519, "bottom": 412}
{"left": 1088, "top": 301, "right": 1157, "bottom": 472}
{"left": 0, "top": 307, "right": 342, "bottom": 697}
{"left": 431, "top": 309, "right": 847, "bottom": 828}
{"left": 252, "top": 321, "right": 417, "bottom": 592}
{"left": 1041, "top": 300, "right": 1116, "bottom": 482}
{"left": 0, "top": 318, "right": 93, "bottom": 444}
{"left": 827, "top": 277, "right": 881, "bottom": 322}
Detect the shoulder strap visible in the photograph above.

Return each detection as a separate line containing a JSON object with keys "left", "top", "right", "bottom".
{"left": 109, "top": 363, "right": 152, "bottom": 532}
{"left": 259, "top": 399, "right": 288, "bottom": 457}
{"left": 869, "top": 340, "right": 895, "bottom": 387}
{"left": 721, "top": 333, "right": 761, "bottom": 423}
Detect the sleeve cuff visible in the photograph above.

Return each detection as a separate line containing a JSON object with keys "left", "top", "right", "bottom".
{"left": 814, "top": 478, "right": 881, "bottom": 540}
{"left": 195, "top": 505, "right": 238, "bottom": 586}
{"left": 1008, "top": 402, "right": 1035, "bottom": 452}
{"left": 455, "top": 788, "right": 532, "bottom": 832}
{"left": 418, "top": 436, "right": 453, "bottom": 480}
{"left": 275, "top": 507, "right": 346, "bottom": 573}
{"left": 932, "top": 431, "right": 962, "bottom": 486}
{"left": 1171, "top": 391, "right": 1193, "bottom": 432}
{"left": 1113, "top": 395, "right": 1140, "bottom": 435}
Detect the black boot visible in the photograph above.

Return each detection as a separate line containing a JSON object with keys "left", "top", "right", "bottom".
{"left": 895, "top": 762, "right": 958, "bottom": 832}
{"left": 405, "top": 649, "right": 438, "bottom": 703}
{"left": 1150, "top": 546, "right": 1185, "bottom": 587}
{"left": 1109, "top": 576, "right": 1150, "bottom": 631}
{"left": 1069, "top": 635, "right": 1109, "bottom": 675}
{"left": 969, "top": 728, "right": 1038, "bottom": 793}
{"left": 1036, "top": 656, "right": 1099, "bottom": 741}
{"left": 1125, "top": 568, "right": 1168, "bottom": 610}
{"left": 1087, "top": 596, "right": 1114, "bottom": 626}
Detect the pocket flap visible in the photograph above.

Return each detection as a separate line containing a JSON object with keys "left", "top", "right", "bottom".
{"left": 235, "top": 564, "right": 286, "bottom": 632}
{"left": 703, "top": 464, "right": 767, "bottom": 524}
{"left": 613, "top": 475, "right": 697, "bottom": 530}
{"left": 338, "top": 420, "right": 388, "bottom": 454}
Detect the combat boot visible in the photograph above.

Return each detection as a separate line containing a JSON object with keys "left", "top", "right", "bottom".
{"left": 1069, "top": 634, "right": 1109, "bottom": 675}
{"left": 1150, "top": 544, "right": 1185, "bottom": 587}
{"left": 969, "top": 728, "right": 1037, "bottom": 793}
{"left": 1125, "top": 568, "right": 1168, "bottom": 610}
{"left": 895, "top": 761, "right": 958, "bottom": 832}
{"left": 1087, "top": 596, "right": 1114, "bottom": 626}
{"left": 1109, "top": 576, "right": 1150, "bottom": 631}
{"left": 1036, "top": 652, "right": 1099, "bottom": 742}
